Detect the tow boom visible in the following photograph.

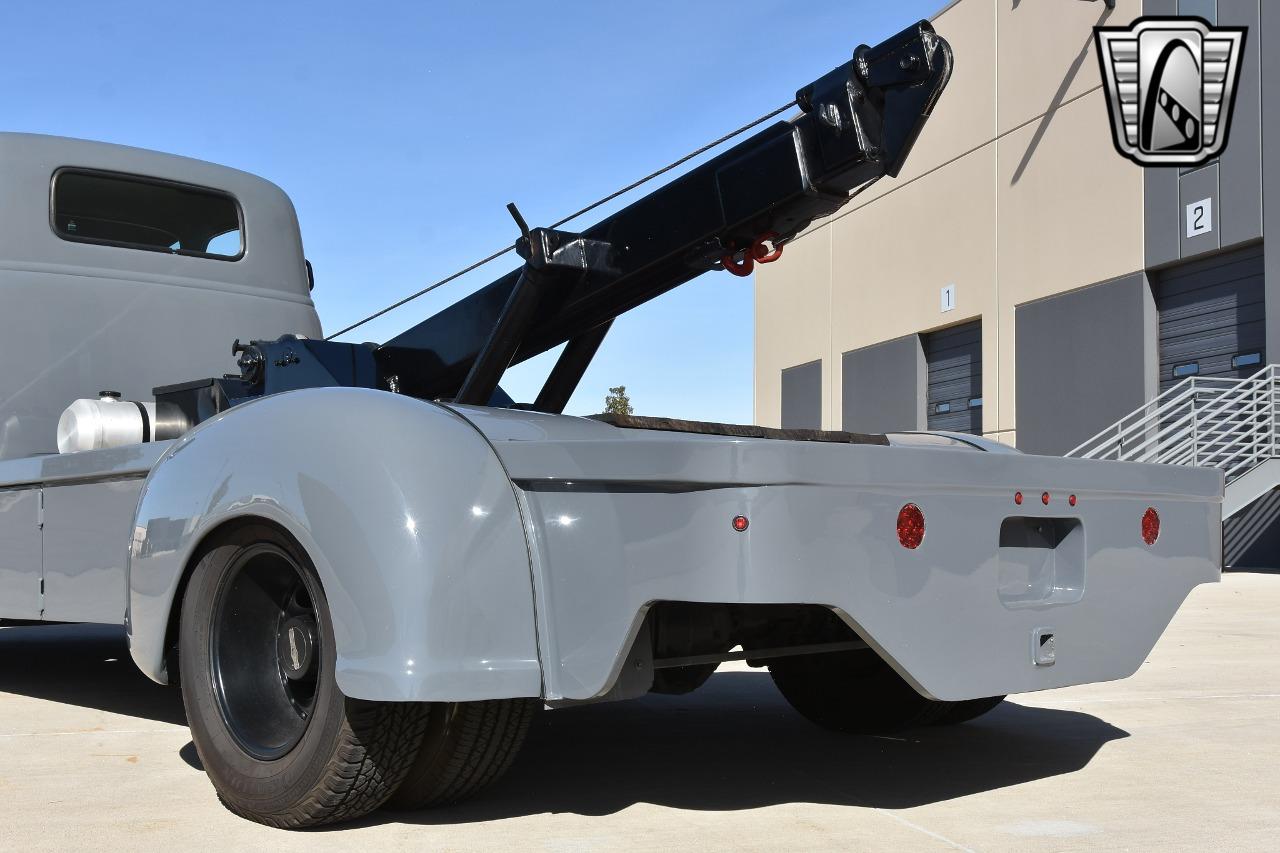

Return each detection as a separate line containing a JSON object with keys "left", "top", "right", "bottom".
{"left": 158, "top": 21, "right": 952, "bottom": 425}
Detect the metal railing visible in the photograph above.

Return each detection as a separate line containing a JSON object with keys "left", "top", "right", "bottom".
{"left": 1067, "top": 364, "right": 1280, "bottom": 486}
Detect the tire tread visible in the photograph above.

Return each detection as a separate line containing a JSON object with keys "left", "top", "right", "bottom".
{"left": 387, "top": 698, "right": 538, "bottom": 811}
{"left": 219, "top": 699, "right": 430, "bottom": 828}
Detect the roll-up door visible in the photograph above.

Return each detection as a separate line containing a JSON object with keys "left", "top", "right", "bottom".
{"left": 924, "top": 320, "right": 982, "bottom": 434}
{"left": 1156, "top": 243, "right": 1265, "bottom": 391}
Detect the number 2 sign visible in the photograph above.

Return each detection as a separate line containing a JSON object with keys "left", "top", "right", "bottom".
{"left": 1186, "top": 198, "right": 1212, "bottom": 239}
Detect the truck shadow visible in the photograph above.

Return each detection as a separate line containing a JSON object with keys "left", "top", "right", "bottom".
{"left": 371, "top": 671, "right": 1128, "bottom": 825}
{"left": 0, "top": 622, "right": 187, "bottom": 726}
{"left": 0, "top": 624, "right": 1128, "bottom": 819}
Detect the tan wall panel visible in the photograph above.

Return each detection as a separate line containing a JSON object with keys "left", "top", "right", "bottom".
{"left": 828, "top": 144, "right": 998, "bottom": 431}
{"left": 996, "top": 0, "right": 1140, "bottom": 135}
{"left": 754, "top": 2, "right": 1147, "bottom": 437}
{"left": 754, "top": 227, "right": 831, "bottom": 427}
{"left": 995, "top": 88, "right": 1145, "bottom": 432}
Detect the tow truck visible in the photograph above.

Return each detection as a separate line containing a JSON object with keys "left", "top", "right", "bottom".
{"left": 0, "top": 20, "right": 1221, "bottom": 828}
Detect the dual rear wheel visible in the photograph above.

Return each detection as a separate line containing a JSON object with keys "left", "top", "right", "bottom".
{"left": 178, "top": 525, "right": 536, "bottom": 829}
{"left": 179, "top": 526, "right": 1001, "bottom": 827}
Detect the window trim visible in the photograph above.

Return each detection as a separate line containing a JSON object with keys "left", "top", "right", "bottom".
{"left": 49, "top": 166, "right": 246, "bottom": 262}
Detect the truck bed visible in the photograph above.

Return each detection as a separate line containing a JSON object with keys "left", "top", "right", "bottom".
{"left": 589, "top": 413, "right": 888, "bottom": 445}
{"left": 454, "top": 404, "right": 1223, "bottom": 702}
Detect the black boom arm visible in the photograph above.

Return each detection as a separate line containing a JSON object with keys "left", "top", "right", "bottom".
{"left": 167, "top": 21, "right": 951, "bottom": 422}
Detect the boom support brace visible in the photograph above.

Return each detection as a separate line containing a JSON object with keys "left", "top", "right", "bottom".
{"left": 160, "top": 21, "right": 951, "bottom": 421}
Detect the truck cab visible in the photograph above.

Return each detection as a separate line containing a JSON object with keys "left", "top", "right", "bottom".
{"left": 0, "top": 132, "right": 320, "bottom": 462}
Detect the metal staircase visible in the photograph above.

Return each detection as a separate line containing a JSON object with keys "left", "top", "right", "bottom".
{"left": 1067, "top": 365, "right": 1280, "bottom": 518}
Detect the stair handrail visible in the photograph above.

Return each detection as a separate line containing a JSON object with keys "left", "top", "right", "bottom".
{"left": 1068, "top": 376, "right": 1239, "bottom": 460}
{"left": 1066, "top": 364, "right": 1280, "bottom": 486}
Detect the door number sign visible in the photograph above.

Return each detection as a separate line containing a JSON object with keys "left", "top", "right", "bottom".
{"left": 1186, "top": 197, "right": 1212, "bottom": 238}
{"left": 940, "top": 284, "right": 956, "bottom": 313}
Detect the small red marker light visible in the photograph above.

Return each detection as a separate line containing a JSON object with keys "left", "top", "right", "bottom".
{"left": 1041, "top": 491, "right": 1051, "bottom": 506}
{"left": 1069, "top": 494, "right": 1077, "bottom": 507}
{"left": 732, "top": 515, "right": 749, "bottom": 532}
{"left": 1141, "top": 507, "right": 1160, "bottom": 545}
{"left": 1014, "top": 491, "right": 1023, "bottom": 505}
{"left": 897, "top": 504, "right": 925, "bottom": 549}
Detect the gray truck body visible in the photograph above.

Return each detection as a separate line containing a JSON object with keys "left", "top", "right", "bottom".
{"left": 0, "top": 133, "right": 1223, "bottom": 709}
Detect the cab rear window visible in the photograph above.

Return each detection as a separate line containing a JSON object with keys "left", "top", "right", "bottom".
{"left": 52, "top": 169, "right": 243, "bottom": 260}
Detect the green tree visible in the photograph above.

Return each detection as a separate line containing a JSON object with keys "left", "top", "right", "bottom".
{"left": 604, "top": 385, "right": 634, "bottom": 415}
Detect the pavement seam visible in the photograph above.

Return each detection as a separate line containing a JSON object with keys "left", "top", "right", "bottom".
{"left": 1019, "top": 693, "right": 1280, "bottom": 705}
{"left": 871, "top": 808, "right": 979, "bottom": 853}
{"left": 0, "top": 728, "right": 178, "bottom": 738}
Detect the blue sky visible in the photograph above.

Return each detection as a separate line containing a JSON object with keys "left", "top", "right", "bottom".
{"left": 4, "top": 0, "right": 937, "bottom": 421}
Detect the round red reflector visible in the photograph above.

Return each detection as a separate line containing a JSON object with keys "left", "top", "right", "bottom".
{"left": 1141, "top": 507, "right": 1160, "bottom": 545}
{"left": 732, "top": 515, "right": 749, "bottom": 532}
{"left": 1069, "top": 494, "right": 1077, "bottom": 507}
{"left": 1014, "top": 491, "right": 1023, "bottom": 505}
{"left": 1041, "top": 491, "right": 1051, "bottom": 506}
{"left": 897, "top": 504, "right": 925, "bottom": 549}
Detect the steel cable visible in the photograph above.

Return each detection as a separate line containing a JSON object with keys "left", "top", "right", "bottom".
{"left": 325, "top": 99, "right": 798, "bottom": 341}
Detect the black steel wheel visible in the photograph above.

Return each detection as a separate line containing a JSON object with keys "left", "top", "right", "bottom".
{"left": 209, "top": 541, "right": 322, "bottom": 760}
{"left": 179, "top": 523, "right": 429, "bottom": 828}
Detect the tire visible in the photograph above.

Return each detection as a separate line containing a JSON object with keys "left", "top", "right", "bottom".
{"left": 385, "top": 698, "right": 539, "bottom": 811}
{"left": 770, "top": 649, "right": 976, "bottom": 734}
{"left": 179, "top": 523, "right": 430, "bottom": 828}
{"left": 931, "top": 695, "right": 1006, "bottom": 726}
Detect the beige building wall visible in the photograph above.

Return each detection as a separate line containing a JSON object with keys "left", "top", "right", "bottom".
{"left": 754, "top": 0, "right": 1147, "bottom": 442}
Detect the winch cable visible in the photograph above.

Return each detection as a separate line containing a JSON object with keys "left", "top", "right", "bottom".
{"left": 325, "top": 99, "right": 798, "bottom": 341}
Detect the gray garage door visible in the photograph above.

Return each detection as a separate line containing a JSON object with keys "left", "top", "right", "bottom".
{"left": 924, "top": 320, "right": 982, "bottom": 434}
{"left": 1155, "top": 243, "right": 1265, "bottom": 392}
{"left": 780, "top": 359, "right": 821, "bottom": 430}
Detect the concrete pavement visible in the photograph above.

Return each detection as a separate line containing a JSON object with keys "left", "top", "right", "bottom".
{"left": 1, "top": 572, "right": 1277, "bottom": 851}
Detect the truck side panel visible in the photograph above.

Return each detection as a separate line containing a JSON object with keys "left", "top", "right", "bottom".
{"left": 41, "top": 478, "right": 144, "bottom": 624}
{"left": 0, "top": 488, "right": 41, "bottom": 618}
{"left": 458, "top": 409, "right": 1222, "bottom": 703}
{"left": 0, "top": 441, "right": 172, "bottom": 622}
{"left": 127, "top": 387, "right": 542, "bottom": 702}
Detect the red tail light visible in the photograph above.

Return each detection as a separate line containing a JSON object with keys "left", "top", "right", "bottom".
{"left": 1141, "top": 507, "right": 1160, "bottom": 545}
{"left": 1041, "top": 491, "right": 1051, "bottom": 506}
{"left": 897, "top": 503, "right": 925, "bottom": 549}
{"left": 732, "top": 515, "right": 749, "bottom": 532}
{"left": 1014, "top": 491, "right": 1023, "bottom": 505}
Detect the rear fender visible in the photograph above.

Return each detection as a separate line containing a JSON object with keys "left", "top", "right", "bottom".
{"left": 126, "top": 387, "right": 541, "bottom": 702}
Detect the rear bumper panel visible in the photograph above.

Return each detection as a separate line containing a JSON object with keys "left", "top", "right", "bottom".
{"left": 494, "top": 433, "right": 1222, "bottom": 702}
